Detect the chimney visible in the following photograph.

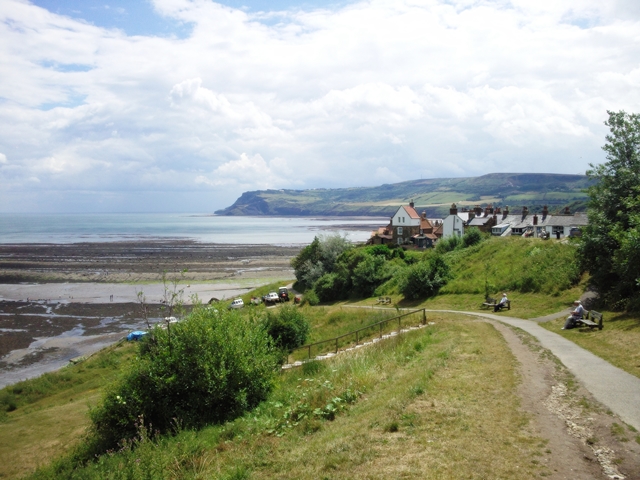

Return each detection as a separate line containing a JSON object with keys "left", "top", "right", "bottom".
{"left": 450, "top": 203, "right": 458, "bottom": 215}
{"left": 522, "top": 206, "right": 528, "bottom": 218}
{"left": 542, "top": 205, "right": 548, "bottom": 218}
{"left": 533, "top": 214, "right": 538, "bottom": 225}
{"left": 504, "top": 205, "right": 509, "bottom": 217}
{"left": 488, "top": 204, "right": 494, "bottom": 215}
{"left": 564, "top": 206, "right": 570, "bottom": 215}
{"left": 422, "top": 210, "right": 427, "bottom": 220}
{"left": 469, "top": 212, "right": 475, "bottom": 221}
{"left": 475, "top": 205, "right": 482, "bottom": 216}
{"left": 409, "top": 199, "right": 414, "bottom": 208}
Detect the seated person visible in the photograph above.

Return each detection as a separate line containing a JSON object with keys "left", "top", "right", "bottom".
{"left": 494, "top": 293, "right": 509, "bottom": 312}
{"left": 562, "top": 300, "right": 584, "bottom": 329}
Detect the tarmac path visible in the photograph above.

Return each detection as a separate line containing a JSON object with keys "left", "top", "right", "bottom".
{"left": 427, "top": 309, "right": 640, "bottom": 432}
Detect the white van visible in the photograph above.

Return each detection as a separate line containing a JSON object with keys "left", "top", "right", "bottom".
{"left": 229, "top": 298, "right": 244, "bottom": 309}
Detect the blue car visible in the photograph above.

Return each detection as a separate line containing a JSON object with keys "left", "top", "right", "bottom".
{"left": 127, "top": 331, "right": 148, "bottom": 341}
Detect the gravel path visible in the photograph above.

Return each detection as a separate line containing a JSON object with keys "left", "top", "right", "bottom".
{"left": 428, "top": 309, "right": 640, "bottom": 432}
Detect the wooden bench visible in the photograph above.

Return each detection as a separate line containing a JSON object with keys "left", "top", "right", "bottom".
{"left": 576, "top": 310, "right": 604, "bottom": 330}
{"left": 482, "top": 298, "right": 510, "bottom": 310}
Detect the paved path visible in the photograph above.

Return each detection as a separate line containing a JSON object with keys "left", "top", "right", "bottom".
{"left": 427, "top": 309, "right": 640, "bottom": 431}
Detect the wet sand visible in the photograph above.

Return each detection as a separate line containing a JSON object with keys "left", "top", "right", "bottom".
{"left": 0, "top": 241, "right": 300, "bottom": 388}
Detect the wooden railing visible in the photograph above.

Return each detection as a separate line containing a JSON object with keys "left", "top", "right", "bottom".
{"left": 287, "top": 308, "right": 427, "bottom": 364}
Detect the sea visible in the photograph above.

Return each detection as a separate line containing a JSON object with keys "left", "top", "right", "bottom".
{"left": 0, "top": 213, "right": 387, "bottom": 245}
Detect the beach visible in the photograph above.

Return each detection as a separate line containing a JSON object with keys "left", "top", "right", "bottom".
{"left": 0, "top": 240, "right": 301, "bottom": 387}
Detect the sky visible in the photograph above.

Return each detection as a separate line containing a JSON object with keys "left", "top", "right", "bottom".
{"left": 1, "top": 0, "right": 639, "bottom": 213}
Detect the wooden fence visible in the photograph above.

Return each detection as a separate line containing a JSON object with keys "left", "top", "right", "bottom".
{"left": 287, "top": 308, "right": 427, "bottom": 365}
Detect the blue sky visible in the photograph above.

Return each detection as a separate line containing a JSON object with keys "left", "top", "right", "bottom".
{"left": 1, "top": 0, "right": 640, "bottom": 213}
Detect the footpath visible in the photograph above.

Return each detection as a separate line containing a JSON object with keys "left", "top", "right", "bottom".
{"left": 429, "top": 309, "right": 640, "bottom": 432}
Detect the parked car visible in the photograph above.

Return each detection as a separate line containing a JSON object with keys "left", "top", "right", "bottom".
{"left": 569, "top": 227, "right": 582, "bottom": 238}
{"left": 278, "top": 287, "right": 289, "bottom": 302}
{"left": 263, "top": 292, "right": 280, "bottom": 304}
{"left": 228, "top": 298, "right": 244, "bottom": 309}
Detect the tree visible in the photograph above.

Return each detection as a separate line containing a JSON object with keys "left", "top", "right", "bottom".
{"left": 579, "top": 110, "right": 640, "bottom": 310}
{"left": 291, "top": 234, "right": 352, "bottom": 290}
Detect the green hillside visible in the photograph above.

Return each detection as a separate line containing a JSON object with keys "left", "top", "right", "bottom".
{"left": 216, "top": 173, "right": 593, "bottom": 217}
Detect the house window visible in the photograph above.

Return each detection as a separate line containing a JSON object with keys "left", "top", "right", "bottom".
{"left": 552, "top": 226, "right": 564, "bottom": 235}
{"left": 397, "top": 227, "right": 403, "bottom": 235}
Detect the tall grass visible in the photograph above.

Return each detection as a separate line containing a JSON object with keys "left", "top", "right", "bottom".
{"left": 440, "top": 236, "right": 580, "bottom": 296}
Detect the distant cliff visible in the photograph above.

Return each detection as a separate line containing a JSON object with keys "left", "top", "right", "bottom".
{"left": 215, "top": 173, "right": 593, "bottom": 217}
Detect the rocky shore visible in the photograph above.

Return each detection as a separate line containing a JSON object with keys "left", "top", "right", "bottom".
{"left": 0, "top": 240, "right": 301, "bottom": 387}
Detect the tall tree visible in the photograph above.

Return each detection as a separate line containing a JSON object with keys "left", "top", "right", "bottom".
{"left": 579, "top": 110, "right": 640, "bottom": 310}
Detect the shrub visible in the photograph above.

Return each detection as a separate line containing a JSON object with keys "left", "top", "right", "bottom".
{"left": 352, "top": 255, "right": 392, "bottom": 297}
{"left": 89, "top": 307, "right": 279, "bottom": 451}
{"left": 263, "top": 305, "right": 310, "bottom": 353}
{"left": 435, "top": 234, "right": 463, "bottom": 254}
{"left": 462, "top": 228, "right": 484, "bottom": 248}
{"left": 302, "top": 289, "right": 319, "bottom": 306}
{"left": 399, "top": 255, "right": 451, "bottom": 300}
{"left": 314, "top": 272, "right": 348, "bottom": 302}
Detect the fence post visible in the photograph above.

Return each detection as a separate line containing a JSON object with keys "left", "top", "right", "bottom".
{"left": 356, "top": 330, "right": 359, "bottom": 346}
{"left": 308, "top": 344, "right": 311, "bottom": 360}
{"left": 422, "top": 309, "right": 426, "bottom": 325}
{"left": 335, "top": 338, "right": 339, "bottom": 354}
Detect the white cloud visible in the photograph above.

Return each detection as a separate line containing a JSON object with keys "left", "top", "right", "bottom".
{"left": 1, "top": 0, "right": 639, "bottom": 212}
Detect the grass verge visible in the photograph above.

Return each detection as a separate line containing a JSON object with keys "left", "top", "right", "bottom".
{"left": 539, "top": 311, "right": 640, "bottom": 379}
{"left": 29, "top": 314, "right": 549, "bottom": 479}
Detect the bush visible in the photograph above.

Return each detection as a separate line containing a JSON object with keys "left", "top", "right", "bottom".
{"left": 462, "top": 228, "right": 484, "bottom": 248}
{"left": 352, "top": 255, "right": 392, "bottom": 297}
{"left": 263, "top": 305, "right": 310, "bottom": 353}
{"left": 399, "top": 255, "right": 451, "bottom": 300}
{"left": 435, "top": 234, "right": 463, "bottom": 254}
{"left": 314, "top": 272, "right": 348, "bottom": 302}
{"left": 302, "top": 289, "right": 319, "bottom": 306}
{"left": 89, "top": 307, "right": 279, "bottom": 451}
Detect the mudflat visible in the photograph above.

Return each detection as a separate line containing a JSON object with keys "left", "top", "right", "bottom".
{"left": 0, "top": 240, "right": 301, "bottom": 387}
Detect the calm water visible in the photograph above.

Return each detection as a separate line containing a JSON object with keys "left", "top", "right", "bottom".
{"left": 0, "top": 213, "right": 386, "bottom": 245}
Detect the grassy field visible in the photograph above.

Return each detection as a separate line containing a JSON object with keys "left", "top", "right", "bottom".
{"left": 23, "top": 314, "right": 553, "bottom": 479}
{"left": 2, "top": 233, "right": 639, "bottom": 478}
{"left": 0, "top": 341, "right": 137, "bottom": 479}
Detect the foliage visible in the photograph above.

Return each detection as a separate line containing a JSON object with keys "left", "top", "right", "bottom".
{"left": 291, "top": 234, "right": 352, "bottom": 290}
{"left": 314, "top": 272, "right": 349, "bottom": 302}
{"left": 462, "top": 227, "right": 484, "bottom": 248}
{"left": 88, "top": 306, "right": 279, "bottom": 452}
{"left": 302, "top": 289, "right": 319, "bottom": 306}
{"left": 399, "top": 254, "right": 451, "bottom": 300}
{"left": 435, "top": 234, "right": 463, "bottom": 254}
{"left": 262, "top": 305, "right": 310, "bottom": 352}
{"left": 579, "top": 110, "right": 640, "bottom": 310}
{"left": 352, "top": 254, "right": 394, "bottom": 297}
{"left": 441, "top": 236, "right": 580, "bottom": 296}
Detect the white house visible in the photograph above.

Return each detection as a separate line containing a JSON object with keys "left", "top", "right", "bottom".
{"left": 442, "top": 203, "right": 471, "bottom": 238}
